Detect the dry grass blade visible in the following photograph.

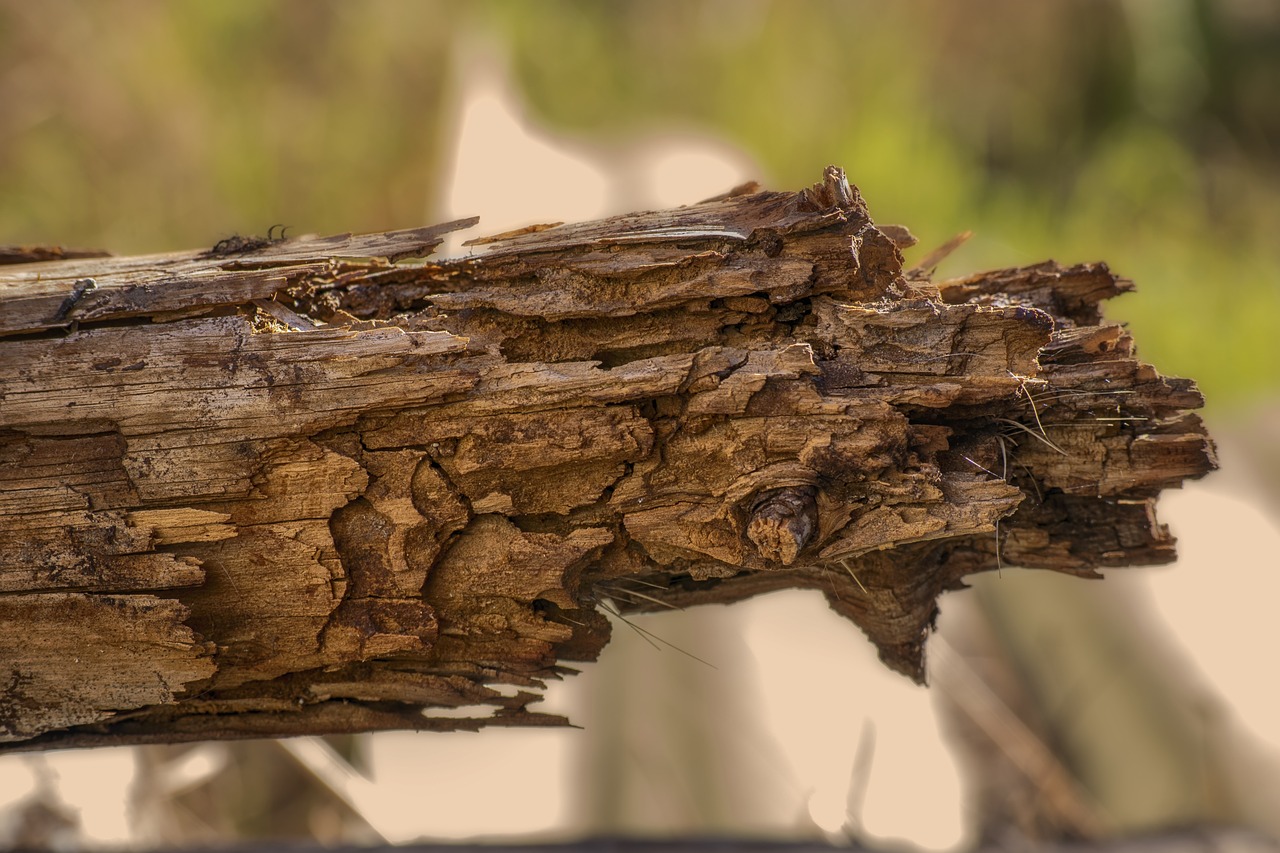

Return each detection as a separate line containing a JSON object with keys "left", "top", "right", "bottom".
{"left": 909, "top": 230, "right": 974, "bottom": 274}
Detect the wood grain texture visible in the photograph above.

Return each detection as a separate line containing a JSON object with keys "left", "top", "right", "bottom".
{"left": 0, "top": 167, "right": 1215, "bottom": 750}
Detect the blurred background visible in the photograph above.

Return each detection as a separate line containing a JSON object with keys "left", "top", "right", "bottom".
{"left": 1, "top": 1, "right": 1278, "bottom": 850}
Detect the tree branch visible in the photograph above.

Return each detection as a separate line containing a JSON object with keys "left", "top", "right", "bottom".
{"left": 0, "top": 167, "right": 1214, "bottom": 751}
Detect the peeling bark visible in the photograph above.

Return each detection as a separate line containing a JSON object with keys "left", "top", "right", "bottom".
{"left": 0, "top": 167, "right": 1215, "bottom": 751}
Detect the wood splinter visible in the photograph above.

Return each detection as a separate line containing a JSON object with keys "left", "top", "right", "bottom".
{"left": 0, "top": 166, "right": 1215, "bottom": 751}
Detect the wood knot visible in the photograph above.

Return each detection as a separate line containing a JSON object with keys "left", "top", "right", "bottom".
{"left": 747, "top": 486, "right": 818, "bottom": 567}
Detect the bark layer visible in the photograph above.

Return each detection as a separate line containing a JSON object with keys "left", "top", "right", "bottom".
{"left": 0, "top": 167, "right": 1215, "bottom": 750}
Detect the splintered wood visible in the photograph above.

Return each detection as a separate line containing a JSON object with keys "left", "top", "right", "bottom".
{"left": 0, "top": 167, "right": 1215, "bottom": 750}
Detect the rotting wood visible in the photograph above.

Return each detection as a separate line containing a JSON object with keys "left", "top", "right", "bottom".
{"left": 0, "top": 167, "right": 1215, "bottom": 751}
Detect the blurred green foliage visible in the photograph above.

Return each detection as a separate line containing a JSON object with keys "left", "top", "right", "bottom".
{"left": 1, "top": 0, "right": 1276, "bottom": 409}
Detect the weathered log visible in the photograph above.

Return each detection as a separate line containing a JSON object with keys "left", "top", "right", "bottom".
{"left": 0, "top": 167, "right": 1214, "bottom": 751}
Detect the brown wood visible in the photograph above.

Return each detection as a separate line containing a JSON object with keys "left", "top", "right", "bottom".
{"left": 0, "top": 167, "right": 1215, "bottom": 751}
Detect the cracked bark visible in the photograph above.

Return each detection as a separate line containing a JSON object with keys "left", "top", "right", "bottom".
{"left": 0, "top": 167, "right": 1215, "bottom": 751}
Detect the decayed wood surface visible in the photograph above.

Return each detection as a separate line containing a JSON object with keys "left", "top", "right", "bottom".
{"left": 0, "top": 167, "right": 1214, "bottom": 751}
